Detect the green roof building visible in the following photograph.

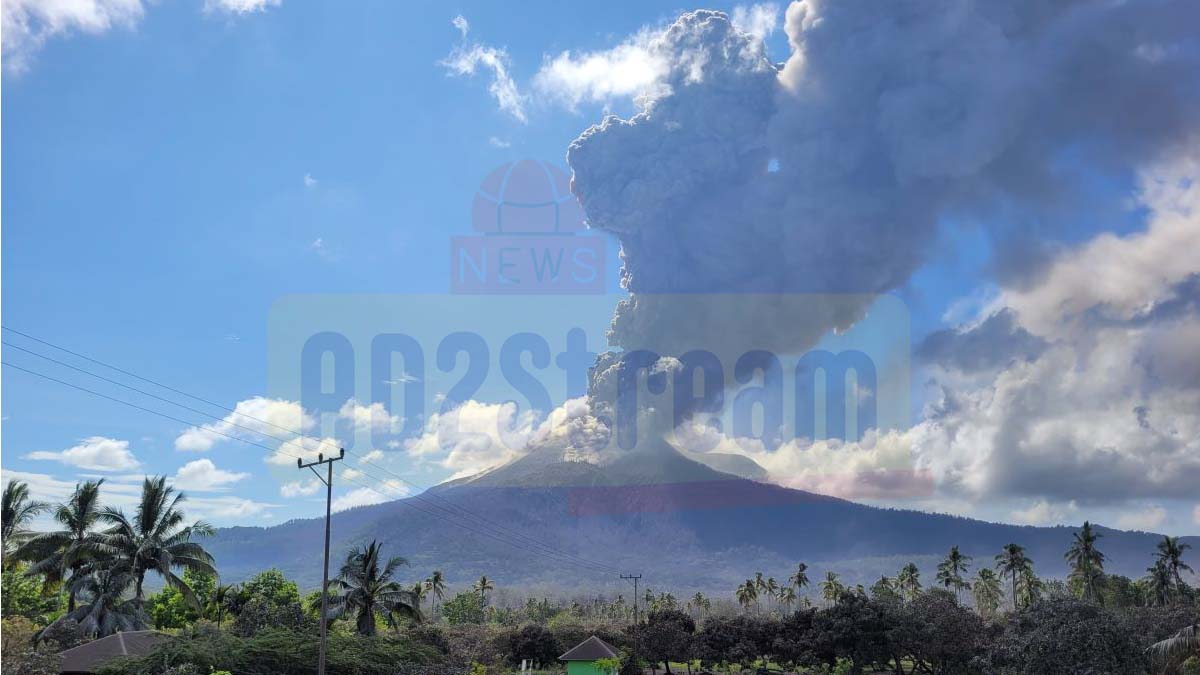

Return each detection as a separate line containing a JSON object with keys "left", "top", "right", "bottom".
{"left": 558, "top": 636, "right": 619, "bottom": 675}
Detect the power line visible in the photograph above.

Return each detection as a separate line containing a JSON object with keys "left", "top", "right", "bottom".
{"left": 2, "top": 327, "right": 623, "bottom": 574}
{"left": 1, "top": 337, "right": 620, "bottom": 574}
{"left": 1, "top": 359, "right": 619, "bottom": 574}
{"left": 1, "top": 333, "right": 622, "bottom": 574}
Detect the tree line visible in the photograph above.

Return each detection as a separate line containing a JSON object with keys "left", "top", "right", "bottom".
{"left": 3, "top": 478, "right": 1198, "bottom": 675}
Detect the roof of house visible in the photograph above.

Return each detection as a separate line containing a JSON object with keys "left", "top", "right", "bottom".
{"left": 559, "top": 635, "right": 619, "bottom": 661}
{"left": 59, "top": 631, "right": 167, "bottom": 674}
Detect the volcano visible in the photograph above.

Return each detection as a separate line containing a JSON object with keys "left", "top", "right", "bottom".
{"left": 206, "top": 444, "right": 1196, "bottom": 594}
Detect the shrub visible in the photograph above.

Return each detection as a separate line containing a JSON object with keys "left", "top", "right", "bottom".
{"left": 94, "top": 625, "right": 440, "bottom": 675}
{"left": 990, "top": 598, "right": 1146, "bottom": 675}
{"left": 495, "top": 624, "right": 560, "bottom": 668}
{"left": 231, "top": 598, "right": 315, "bottom": 638}
{"left": 1, "top": 617, "right": 62, "bottom": 675}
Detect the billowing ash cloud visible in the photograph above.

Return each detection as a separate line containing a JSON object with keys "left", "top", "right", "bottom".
{"left": 556, "top": 2, "right": 1200, "bottom": 452}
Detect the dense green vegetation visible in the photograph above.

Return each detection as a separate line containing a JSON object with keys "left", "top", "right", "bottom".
{"left": 2, "top": 478, "right": 1198, "bottom": 675}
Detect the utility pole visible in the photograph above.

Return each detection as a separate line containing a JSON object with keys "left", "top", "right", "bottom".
{"left": 298, "top": 448, "right": 344, "bottom": 675}
{"left": 621, "top": 573, "right": 642, "bottom": 669}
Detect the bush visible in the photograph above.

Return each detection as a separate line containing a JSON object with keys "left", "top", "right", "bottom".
{"left": 94, "top": 625, "right": 440, "bottom": 675}
{"left": 495, "top": 624, "right": 560, "bottom": 668}
{"left": 1, "top": 617, "right": 62, "bottom": 675}
{"left": 1, "top": 566, "right": 63, "bottom": 624}
{"left": 441, "top": 592, "right": 485, "bottom": 625}
{"left": 990, "top": 598, "right": 1146, "bottom": 675}
{"left": 231, "top": 598, "right": 316, "bottom": 638}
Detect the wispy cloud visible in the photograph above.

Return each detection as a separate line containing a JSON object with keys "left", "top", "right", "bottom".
{"left": 440, "top": 15, "right": 527, "bottom": 123}
{"left": 203, "top": 0, "right": 281, "bottom": 16}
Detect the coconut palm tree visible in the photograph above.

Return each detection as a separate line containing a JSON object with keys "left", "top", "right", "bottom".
{"left": 937, "top": 546, "right": 972, "bottom": 603}
{"left": 1145, "top": 560, "right": 1174, "bottom": 607}
{"left": 735, "top": 579, "right": 757, "bottom": 610}
{"left": 20, "top": 479, "right": 106, "bottom": 611}
{"left": 766, "top": 577, "right": 780, "bottom": 612}
{"left": 789, "top": 562, "right": 810, "bottom": 594}
{"left": 474, "top": 574, "right": 495, "bottom": 607}
{"left": 896, "top": 563, "right": 922, "bottom": 601}
{"left": 1148, "top": 623, "right": 1199, "bottom": 670}
{"left": 2, "top": 480, "right": 48, "bottom": 563}
{"left": 1065, "top": 521, "right": 1105, "bottom": 603}
{"left": 425, "top": 569, "right": 447, "bottom": 616}
{"left": 870, "top": 575, "right": 900, "bottom": 603}
{"left": 996, "top": 543, "right": 1034, "bottom": 611}
{"left": 1155, "top": 536, "right": 1194, "bottom": 599}
{"left": 1018, "top": 569, "right": 1044, "bottom": 608}
{"left": 96, "top": 476, "right": 215, "bottom": 605}
{"left": 779, "top": 586, "right": 798, "bottom": 615}
{"left": 972, "top": 568, "right": 1003, "bottom": 619}
{"left": 40, "top": 568, "right": 147, "bottom": 639}
{"left": 408, "top": 581, "right": 429, "bottom": 624}
{"left": 328, "top": 540, "right": 421, "bottom": 636}
{"left": 820, "top": 572, "right": 844, "bottom": 606}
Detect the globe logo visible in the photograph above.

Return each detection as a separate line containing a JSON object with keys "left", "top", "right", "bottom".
{"left": 452, "top": 159, "right": 604, "bottom": 294}
{"left": 471, "top": 160, "right": 586, "bottom": 234}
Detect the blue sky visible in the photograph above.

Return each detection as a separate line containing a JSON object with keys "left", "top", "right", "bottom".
{"left": 4, "top": 1, "right": 1198, "bottom": 535}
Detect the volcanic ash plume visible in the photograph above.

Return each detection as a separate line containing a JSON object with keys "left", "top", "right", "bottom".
{"left": 544, "top": 2, "right": 1200, "bottom": 461}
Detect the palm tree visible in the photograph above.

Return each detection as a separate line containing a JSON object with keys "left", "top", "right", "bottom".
{"left": 2, "top": 480, "right": 48, "bottom": 562}
{"left": 97, "top": 476, "right": 215, "bottom": 605}
{"left": 474, "top": 574, "right": 495, "bottom": 607}
{"left": 1148, "top": 623, "right": 1199, "bottom": 670}
{"left": 896, "top": 563, "right": 922, "bottom": 601}
{"left": 40, "top": 568, "right": 147, "bottom": 639}
{"left": 972, "top": 568, "right": 1003, "bottom": 619}
{"left": 937, "top": 546, "right": 972, "bottom": 603}
{"left": 871, "top": 575, "right": 899, "bottom": 602}
{"left": 1155, "top": 536, "right": 1194, "bottom": 599}
{"left": 1018, "top": 569, "right": 1044, "bottom": 608}
{"left": 789, "top": 562, "right": 810, "bottom": 595}
{"left": 211, "top": 583, "right": 238, "bottom": 628}
{"left": 20, "top": 479, "right": 106, "bottom": 611}
{"left": 1065, "top": 521, "right": 1105, "bottom": 603}
{"left": 425, "top": 569, "right": 447, "bottom": 616}
{"left": 735, "top": 579, "right": 757, "bottom": 610}
{"left": 819, "top": 571, "right": 844, "bottom": 606}
{"left": 328, "top": 540, "right": 421, "bottom": 636}
{"left": 766, "top": 576, "right": 780, "bottom": 612}
{"left": 779, "top": 586, "right": 798, "bottom": 615}
{"left": 996, "top": 543, "right": 1034, "bottom": 611}
{"left": 409, "top": 581, "right": 428, "bottom": 624}
{"left": 1145, "top": 560, "right": 1174, "bottom": 607}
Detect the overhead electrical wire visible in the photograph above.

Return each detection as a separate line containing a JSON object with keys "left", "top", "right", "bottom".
{"left": 1, "top": 328, "right": 624, "bottom": 576}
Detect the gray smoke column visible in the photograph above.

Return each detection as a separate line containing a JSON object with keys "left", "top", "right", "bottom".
{"left": 556, "top": 2, "right": 1200, "bottom": 452}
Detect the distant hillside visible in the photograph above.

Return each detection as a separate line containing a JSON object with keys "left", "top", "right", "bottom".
{"left": 206, "top": 445, "right": 1197, "bottom": 595}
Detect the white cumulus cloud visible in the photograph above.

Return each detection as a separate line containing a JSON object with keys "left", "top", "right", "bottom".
{"left": 25, "top": 436, "right": 140, "bottom": 472}
{"left": 175, "top": 397, "right": 314, "bottom": 452}
{"left": 171, "top": 459, "right": 250, "bottom": 491}
{"left": 2, "top": 0, "right": 145, "bottom": 72}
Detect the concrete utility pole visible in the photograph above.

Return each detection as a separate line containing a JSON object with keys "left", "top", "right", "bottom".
{"left": 624, "top": 571, "right": 643, "bottom": 662}
{"left": 298, "top": 448, "right": 345, "bottom": 675}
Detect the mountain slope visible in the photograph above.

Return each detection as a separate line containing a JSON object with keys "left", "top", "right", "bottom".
{"left": 207, "top": 446, "right": 1196, "bottom": 594}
